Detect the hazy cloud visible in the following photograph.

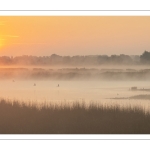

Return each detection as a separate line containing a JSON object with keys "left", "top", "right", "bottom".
{"left": 4, "top": 35, "right": 19, "bottom": 38}
{"left": 13, "top": 42, "right": 48, "bottom": 45}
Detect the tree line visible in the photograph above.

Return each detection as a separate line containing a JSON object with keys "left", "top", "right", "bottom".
{"left": 0, "top": 51, "right": 149, "bottom": 66}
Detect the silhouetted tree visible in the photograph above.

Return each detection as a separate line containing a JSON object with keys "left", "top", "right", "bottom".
{"left": 140, "top": 51, "right": 150, "bottom": 64}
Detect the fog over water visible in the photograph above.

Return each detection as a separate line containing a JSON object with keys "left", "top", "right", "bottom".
{"left": 1, "top": 74, "right": 150, "bottom": 112}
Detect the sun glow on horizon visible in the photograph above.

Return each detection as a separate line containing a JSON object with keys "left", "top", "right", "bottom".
{"left": 0, "top": 20, "right": 19, "bottom": 50}
{"left": 0, "top": 16, "right": 150, "bottom": 56}
{"left": 0, "top": 35, "right": 19, "bottom": 50}
{"left": 0, "top": 36, "right": 5, "bottom": 48}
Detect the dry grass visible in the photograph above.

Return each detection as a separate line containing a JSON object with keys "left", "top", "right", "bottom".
{"left": 0, "top": 99, "right": 150, "bottom": 134}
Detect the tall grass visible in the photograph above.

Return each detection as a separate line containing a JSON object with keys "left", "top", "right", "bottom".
{"left": 0, "top": 99, "right": 150, "bottom": 134}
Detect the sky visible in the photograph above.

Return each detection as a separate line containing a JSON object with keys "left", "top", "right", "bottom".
{"left": 0, "top": 16, "right": 150, "bottom": 56}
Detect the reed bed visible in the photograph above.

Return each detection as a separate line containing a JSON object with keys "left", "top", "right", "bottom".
{"left": 0, "top": 99, "right": 150, "bottom": 134}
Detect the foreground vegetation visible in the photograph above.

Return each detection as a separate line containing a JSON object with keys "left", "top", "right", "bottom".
{"left": 0, "top": 99, "right": 150, "bottom": 134}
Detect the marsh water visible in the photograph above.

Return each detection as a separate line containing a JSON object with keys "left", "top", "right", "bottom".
{"left": 1, "top": 79, "right": 150, "bottom": 112}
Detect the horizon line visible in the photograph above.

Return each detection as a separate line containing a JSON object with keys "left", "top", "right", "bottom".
{"left": 0, "top": 53, "right": 143, "bottom": 57}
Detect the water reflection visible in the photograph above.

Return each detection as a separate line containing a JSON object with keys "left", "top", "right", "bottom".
{"left": 1, "top": 80, "right": 150, "bottom": 112}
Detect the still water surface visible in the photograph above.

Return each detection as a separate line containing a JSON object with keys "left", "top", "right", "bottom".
{"left": 1, "top": 80, "right": 150, "bottom": 112}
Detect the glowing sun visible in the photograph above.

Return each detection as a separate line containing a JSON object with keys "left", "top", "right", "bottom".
{"left": 0, "top": 37, "right": 5, "bottom": 48}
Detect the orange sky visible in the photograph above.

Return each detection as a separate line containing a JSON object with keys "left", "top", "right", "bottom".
{"left": 0, "top": 16, "right": 150, "bottom": 56}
